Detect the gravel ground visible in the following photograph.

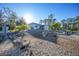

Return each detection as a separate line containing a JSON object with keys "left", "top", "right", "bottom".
{"left": 57, "top": 35, "right": 79, "bottom": 56}
{"left": 0, "top": 30, "right": 79, "bottom": 56}
{"left": 22, "top": 34, "right": 65, "bottom": 56}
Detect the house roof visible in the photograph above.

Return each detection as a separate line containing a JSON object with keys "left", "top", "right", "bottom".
{"left": 29, "top": 23, "right": 41, "bottom": 26}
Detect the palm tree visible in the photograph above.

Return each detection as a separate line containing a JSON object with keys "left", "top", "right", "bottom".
{"left": 43, "top": 19, "right": 48, "bottom": 25}
{"left": 61, "top": 19, "right": 67, "bottom": 30}
{"left": 48, "top": 14, "right": 53, "bottom": 20}
{"left": 48, "top": 14, "right": 53, "bottom": 23}
{"left": 40, "top": 20, "right": 44, "bottom": 25}
{"left": 47, "top": 14, "right": 54, "bottom": 30}
{"left": 17, "top": 17, "right": 26, "bottom": 25}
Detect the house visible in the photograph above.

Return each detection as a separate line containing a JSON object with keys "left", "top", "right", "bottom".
{"left": 39, "top": 25, "right": 49, "bottom": 30}
{"left": 29, "top": 23, "right": 41, "bottom": 30}
{"left": 29, "top": 23, "right": 49, "bottom": 30}
{"left": 62, "top": 21, "right": 79, "bottom": 31}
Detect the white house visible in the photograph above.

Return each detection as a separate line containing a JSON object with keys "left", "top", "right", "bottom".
{"left": 39, "top": 25, "right": 49, "bottom": 30}
{"left": 29, "top": 23, "right": 41, "bottom": 30}
{"left": 44, "top": 25, "right": 49, "bottom": 30}
{"left": 29, "top": 23, "right": 49, "bottom": 30}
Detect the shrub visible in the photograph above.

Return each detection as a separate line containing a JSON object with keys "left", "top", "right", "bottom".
{"left": 71, "top": 27, "right": 77, "bottom": 32}
{"left": 16, "top": 24, "right": 29, "bottom": 31}
{"left": 9, "top": 24, "right": 16, "bottom": 30}
{"left": 50, "top": 22, "right": 61, "bottom": 31}
{"left": 0, "top": 27, "right": 2, "bottom": 31}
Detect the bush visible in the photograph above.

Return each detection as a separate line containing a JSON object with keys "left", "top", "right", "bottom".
{"left": 16, "top": 24, "right": 29, "bottom": 31}
{"left": 71, "top": 27, "right": 77, "bottom": 32}
{"left": 9, "top": 24, "right": 16, "bottom": 30}
{"left": 50, "top": 22, "right": 61, "bottom": 31}
{"left": 0, "top": 27, "right": 2, "bottom": 31}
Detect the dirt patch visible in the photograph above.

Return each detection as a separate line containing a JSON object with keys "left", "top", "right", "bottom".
{"left": 0, "top": 31, "right": 79, "bottom": 56}
{"left": 57, "top": 35, "right": 79, "bottom": 56}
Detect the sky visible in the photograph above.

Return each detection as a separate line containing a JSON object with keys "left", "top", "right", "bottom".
{"left": 0, "top": 3, "right": 79, "bottom": 23}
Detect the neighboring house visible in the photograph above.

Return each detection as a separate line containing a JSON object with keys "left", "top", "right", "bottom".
{"left": 29, "top": 23, "right": 49, "bottom": 30}
{"left": 29, "top": 23, "right": 41, "bottom": 30}
{"left": 62, "top": 21, "right": 79, "bottom": 31}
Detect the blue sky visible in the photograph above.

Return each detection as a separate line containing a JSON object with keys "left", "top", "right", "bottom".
{"left": 0, "top": 3, "right": 79, "bottom": 23}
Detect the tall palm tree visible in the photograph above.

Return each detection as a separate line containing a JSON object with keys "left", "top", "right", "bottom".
{"left": 43, "top": 19, "right": 48, "bottom": 25}
{"left": 40, "top": 20, "right": 44, "bottom": 25}
{"left": 48, "top": 14, "right": 53, "bottom": 20}
{"left": 48, "top": 14, "right": 53, "bottom": 23}
{"left": 61, "top": 19, "right": 67, "bottom": 30}
{"left": 47, "top": 14, "right": 54, "bottom": 30}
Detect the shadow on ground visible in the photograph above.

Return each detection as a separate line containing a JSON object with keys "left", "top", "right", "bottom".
{"left": 27, "top": 30, "right": 58, "bottom": 44}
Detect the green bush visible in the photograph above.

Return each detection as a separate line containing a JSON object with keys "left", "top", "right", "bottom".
{"left": 16, "top": 24, "right": 29, "bottom": 31}
{"left": 71, "top": 27, "right": 77, "bottom": 32}
{"left": 50, "top": 22, "right": 61, "bottom": 31}
{"left": 0, "top": 27, "right": 2, "bottom": 31}
{"left": 9, "top": 24, "right": 16, "bottom": 30}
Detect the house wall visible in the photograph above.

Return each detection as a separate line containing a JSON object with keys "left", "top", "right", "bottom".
{"left": 44, "top": 25, "right": 49, "bottom": 30}
{"left": 30, "top": 23, "right": 49, "bottom": 30}
{"left": 31, "top": 24, "right": 40, "bottom": 30}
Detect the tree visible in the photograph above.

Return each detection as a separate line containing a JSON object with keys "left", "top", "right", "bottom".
{"left": 76, "top": 16, "right": 79, "bottom": 21}
{"left": 0, "top": 10, "right": 4, "bottom": 30}
{"left": 39, "top": 20, "right": 44, "bottom": 25}
{"left": 48, "top": 14, "right": 53, "bottom": 20}
{"left": 43, "top": 19, "right": 48, "bottom": 25}
{"left": 47, "top": 14, "right": 54, "bottom": 30}
{"left": 0, "top": 10, "right": 3, "bottom": 26}
{"left": 61, "top": 17, "right": 78, "bottom": 32}
{"left": 61, "top": 19, "right": 70, "bottom": 30}
{"left": 76, "top": 16, "right": 79, "bottom": 30}
{"left": 48, "top": 14, "right": 53, "bottom": 21}
{"left": 53, "top": 19, "right": 56, "bottom": 22}
{"left": 16, "top": 17, "right": 26, "bottom": 25}
{"left": 3, "top": 7, "right": 18, "bottom": 30}
{"left": 50, "top": 22, "right": 61, "bottom": 31}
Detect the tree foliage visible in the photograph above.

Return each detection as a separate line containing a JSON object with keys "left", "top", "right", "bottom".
{"left": 50, "top": 22, "right": 61, "bottom": 31}
{"left": 0, "top": 7, "right": 30, "bottom": 31}
{"left": 16, "top": 24, "right": 30, "bottom": 31}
